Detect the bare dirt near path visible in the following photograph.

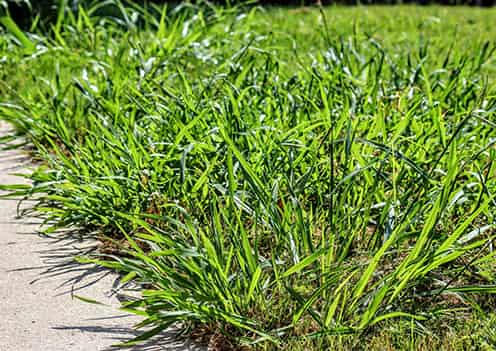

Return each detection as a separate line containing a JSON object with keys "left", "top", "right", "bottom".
{"left": 0, "top": 122, "right": 199, "bottom": 350}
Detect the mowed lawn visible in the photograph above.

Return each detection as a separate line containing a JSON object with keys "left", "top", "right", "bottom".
{"left": 1, "top": 4, "right": 496, "bottom": 350}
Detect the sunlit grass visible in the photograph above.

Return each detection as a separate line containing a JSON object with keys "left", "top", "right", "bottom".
{"left": 1, "top": 2, "right": 496, "bottom": 349}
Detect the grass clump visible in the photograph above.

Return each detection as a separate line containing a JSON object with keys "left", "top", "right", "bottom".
{"left": 1, "top": 2, "right": 496, "bottom": 349}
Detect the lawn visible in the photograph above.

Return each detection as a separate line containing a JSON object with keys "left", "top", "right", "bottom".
{"left": 1, "top": 3, "right": 496, "bottom": 350}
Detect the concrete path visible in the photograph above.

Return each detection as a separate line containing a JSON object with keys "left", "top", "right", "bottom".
{"left": 0, "top": 122, "right": 199, "bottom": 351}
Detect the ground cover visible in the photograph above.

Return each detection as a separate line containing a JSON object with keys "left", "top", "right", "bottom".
{"left": 1, "top": 2, "right": 496, "bottom": 350}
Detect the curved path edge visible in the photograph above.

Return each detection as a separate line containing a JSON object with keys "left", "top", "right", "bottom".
{"left": 0, "top": 122, "right": 199, "bottom": 351}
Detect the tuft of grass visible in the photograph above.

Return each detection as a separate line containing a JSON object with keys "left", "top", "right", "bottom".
{"left": 1, "top": 3, "right": 496, "bottom": 350}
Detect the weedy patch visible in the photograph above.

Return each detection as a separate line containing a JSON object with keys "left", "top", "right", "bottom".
{"left": 1, "top": 2, "right": 496, "bottom": 350}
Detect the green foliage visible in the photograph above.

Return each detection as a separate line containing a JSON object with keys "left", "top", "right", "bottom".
{"left": 0, "top": 0, "right": 35, "bottom": 52}
{"left": 1, "top": 3, "right": 496, "bottom": 349}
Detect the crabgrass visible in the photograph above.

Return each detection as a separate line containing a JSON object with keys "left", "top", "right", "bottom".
{"left": 1, "top": 2, "right": 496, "bottom": 350}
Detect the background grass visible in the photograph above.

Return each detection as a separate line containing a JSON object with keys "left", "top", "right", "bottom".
{"left": 1, "top": 3, "right": 496, "bottom": 350}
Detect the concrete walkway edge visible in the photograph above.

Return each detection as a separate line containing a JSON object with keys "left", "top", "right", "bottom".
{"left": 0, "top": 122, "right": 199, "bottom": 351}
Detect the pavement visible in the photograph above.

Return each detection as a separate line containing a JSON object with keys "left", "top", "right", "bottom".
{"left": 0, "top": 122, "right": 200, "bottom": 351}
